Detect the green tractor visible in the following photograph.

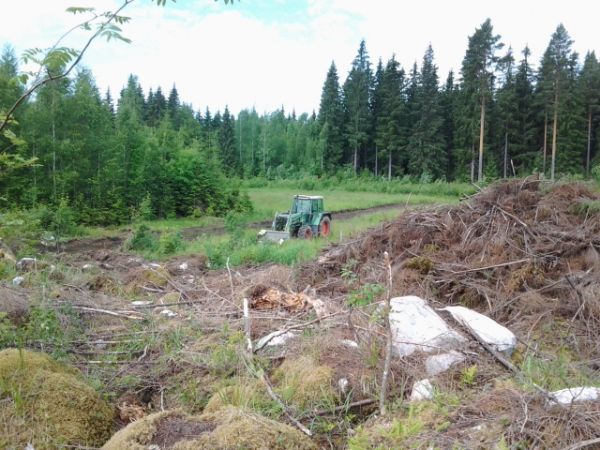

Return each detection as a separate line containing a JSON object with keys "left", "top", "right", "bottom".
{"left": 257, "top": 195, "right": 332, "bottom": 242}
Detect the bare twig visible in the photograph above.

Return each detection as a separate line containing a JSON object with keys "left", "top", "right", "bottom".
{"left": 253, "top": 311, "right": 345, "bottom": 352}
{"left": 243, "top": 298, "right": 253, "bottom": 353}
{"left": 379, "top": 251, "right": 393, "bottom": 416}
{"left": 71, "top": 305, "right": 143, "bottom": 320}
{"left": 258, "top": 369, "right": 313, "bottom": 437}
{"left": 313, "top": 398, "right": 376, "bottom": 416}
{"left": 563, "top": 437, "right": 600, "bottom": 450}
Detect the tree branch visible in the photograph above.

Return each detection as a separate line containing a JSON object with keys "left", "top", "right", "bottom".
{"left": 0, "top": 0, "right": 136, "bottom": 134}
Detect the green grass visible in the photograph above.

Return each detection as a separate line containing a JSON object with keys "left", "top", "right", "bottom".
{"left": 139, "top": 208, "right": 405, "bottom": 267}
{"left": 245, "top": 188, "right": 462, "bottom": 222}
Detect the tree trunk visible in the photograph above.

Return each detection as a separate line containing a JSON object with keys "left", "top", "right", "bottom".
{"left": 586, "top": 110, "right": 592, "bottom": 177}
{"left": 543, "top": 111, "right": 548, "bottom": 176}
{"left": 51, "top": 91, "right": 57, "bottom": 202}
{"left": 375, "top": 144, "right": 378, "bottom": 177}
{"left": 478, "top": 93, "right": 485, "bottom": 182}
{"left": 551, "top": 91, "right": 558, "bottom": 181}
{"left": 470, "top": 143, "right": 475, "bottom": 183}
{"left": 503, "top": 131, "right": 508, "bottom": 179}
{"left": 387, "top": 151, "right": 392, "bottom": 181}
{"left": 353, "top": 143, "right": 358, "bottom": 173}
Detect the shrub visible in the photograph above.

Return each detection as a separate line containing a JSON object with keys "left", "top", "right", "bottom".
{"left": 127, "top": 224, "right": 157, "bottom": 252}
{"left": 158, "top": 230, "right": 185, "bottom": 255}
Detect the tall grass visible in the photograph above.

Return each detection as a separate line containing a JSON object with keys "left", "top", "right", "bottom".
{"left": 143, "top": 208, "right": 404, "bottom": 267}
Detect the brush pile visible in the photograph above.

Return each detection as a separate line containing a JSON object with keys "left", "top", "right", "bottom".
{"left": 304, "top": 178, "right": 600, "bottom": 352}
{"left": 299, "top": 178, "right": 600, "bottom": 448}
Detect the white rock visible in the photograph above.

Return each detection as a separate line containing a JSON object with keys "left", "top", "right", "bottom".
{"left": 340, "top": 339, "right": 359, "bottom": 349}
{"left": 338, "top": 377, "right": 349, "bottom": 394}
{"left": 132, "top": 300, "right": 153, "bottom": 306}
{"left": 389, "top": 296, "right": 465, "bottom": 357}
{"left": 16, "top": 257, "right": 37, "bottom": 271}
{"left": 256, "top": 330, "right": 297, "bottom": 348}
{"left": 179, "top": 262, "right": 189, "bottom": 271}
{"left": 148, "top": 263, "right": 162, "bottom": 269}
{"left": 440, "top": 306, "right": 517, "bottom": 354}
{"left": 12, "top": 276, "right": 25, "bottom": 286}
{"left": 410, "top": 379, "right": 434, "bottom": 402}
{"left": 82, "top": 263, "right": 95, "bottom": 270}
{"left": 548, "top": 386, "right": 600, "bottom": 405}
{"left": 425, "top": 351, "right": 466, "bottom": 376}
{"left": 183, "top": 274, "right": 195, "bottom": 284}
{"left": 160, "top": 309, "right": 178, "bottom": 318}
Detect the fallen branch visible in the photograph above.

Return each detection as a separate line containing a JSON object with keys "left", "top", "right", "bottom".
{"left": 313, "top": 398, "right": 376, "bottom": 416}
{"left": 71, "top": 305, "right": 143, "bottom": 320}
{"left": 441, "top": 258, "right": 530, "bottom": 274}
{"left": 563, "top": 437, "right": 600, "bottom": 450}
{"left": 379, "top": 251, "right": 393, "bottom": 416}
{"left": 253, "top": 310, "right": 345, "bottom": 352}
{"left": 259, "top": 370, "right": 313, "bottom": 437}
{"left": 243, "top": 298, "right": 253, "bottom": 353}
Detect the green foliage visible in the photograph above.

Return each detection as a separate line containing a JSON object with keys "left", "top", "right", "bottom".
{"left": 347, "top": 283, "right": 384, "bottom": 307}
{"left": 0, "top": 303, "right": 79, "bottom": 359}
{"left": 157, "top": 230, "right": 184, "bottom": 255}
{"left": 461, "top": 365, "right": 478, "bottom": 386}
{"left": 126, "top": 224, "right": 156, "bottom": 252}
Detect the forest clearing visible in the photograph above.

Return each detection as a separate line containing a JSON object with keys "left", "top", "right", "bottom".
{"left": 2, "top": 1, "right": 600, "bottom": 449}
{"left": 2, "top": 178, "right": 600, "bottom": 449}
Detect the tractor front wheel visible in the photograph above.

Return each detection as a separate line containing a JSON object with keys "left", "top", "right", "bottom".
{"left": 298, "top": 225, "right": 313, "bottom": 239}
{"left": 319, "top": 216, "right": 331, "bottom": 237}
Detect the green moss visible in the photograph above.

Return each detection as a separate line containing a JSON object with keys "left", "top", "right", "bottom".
{"left": 0, "top": 348, "right": 114, "bottom": 449}
{"left": 272, "top": 356, "right": 338, "bottom": 411}
{"left": 102, "top": 407, "right": 317, "bottom": 450}
{"left": 405, "top": 256, "right": 434, "bottom": 274}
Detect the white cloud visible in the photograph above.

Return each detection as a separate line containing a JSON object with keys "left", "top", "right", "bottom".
{"left": 1, "top": 0, "right": 599, "bottom": 115}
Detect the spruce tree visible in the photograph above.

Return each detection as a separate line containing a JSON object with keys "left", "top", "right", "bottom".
{"left": 342, "top": 40, "right": 372, "bottom": 172}
{"left": 375, "top": 56, "right": 406, "bottom": 180}
{"left": 440, "top": 70, "right": 457, "bottom": 179}
{"left": 459, "top": 18, "right": 503, "bottom": 181}
{"left": 370, "top": 59, "right": 385, "bottom": 175}
{"left": 579, "top": 51, "right": 600, "bottom": 175}
{"left": 511, "top": 47, "right": 536, "bottom": 173}
{"left": 407, "top": 45, "right": 446, "bottom": 180}
{"left": 167, "top": 85, "right": 181, "bottom": 129}
{"left": 537, "top": 24, "right": 575, "bottom": 179}
{"left": 317, "top": 62, "right": 344, "bottom": 172}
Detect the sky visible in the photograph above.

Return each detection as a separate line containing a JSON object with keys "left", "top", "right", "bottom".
{"left": 1, "top": 0, "right": 598, "bottom": 116}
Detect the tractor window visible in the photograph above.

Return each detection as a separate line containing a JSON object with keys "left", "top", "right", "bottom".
{"left": 312, "top": 200, "right": 319, "bottom": 212}
{"left": 294, "top": 199, "right": 312, "bottom": 214}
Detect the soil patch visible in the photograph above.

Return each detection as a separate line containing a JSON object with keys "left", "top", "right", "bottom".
{"left": 150, "top": 416, "right": 216, "bottom": 448}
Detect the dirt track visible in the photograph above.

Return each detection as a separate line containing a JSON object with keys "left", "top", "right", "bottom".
{"left": 56, "top": 202, "right": 408, "bottom": 254}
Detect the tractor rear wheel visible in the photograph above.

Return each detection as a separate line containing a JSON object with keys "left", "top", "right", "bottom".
{"left": 319, "top": 216, "right": 331, "bottom": 237}
{"left": 298, "top": 225, "right": 313, "bottom": 239}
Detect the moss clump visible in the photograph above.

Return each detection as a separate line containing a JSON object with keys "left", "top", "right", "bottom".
{"left": 102, "top": 407, "right": 317, "bottom": 450}
{"left": 272, "top": 356, "right": 338, "bottom": 410}
{"left": 405, "top": 256, "right": 434, "bottom": 274}
{"left": 0, "top": 348, "right": 114, "bottom": 449}
{"left": 125, "top": 265, "right": 169, "bottom": 295}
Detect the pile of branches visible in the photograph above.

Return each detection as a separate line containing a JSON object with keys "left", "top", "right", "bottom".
{"left": 301, "top": 178, "right": 600, "bottom": 355}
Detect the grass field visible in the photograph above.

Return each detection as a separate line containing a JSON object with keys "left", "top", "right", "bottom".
{"left": 138, "top": 207, "right": 406, "bottom": 267}
{"left": 83, "top": 182, "right": 470, "bottom": 239}
{"left": 81, "top": 180, "right": 476, "bottom": 267}
{"left": 245, "top": 187, "right": 463, "bottom": 222}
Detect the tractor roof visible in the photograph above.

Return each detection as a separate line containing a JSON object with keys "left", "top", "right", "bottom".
{"left": 294, "top": 195, "right": 323, "bottom": 200}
